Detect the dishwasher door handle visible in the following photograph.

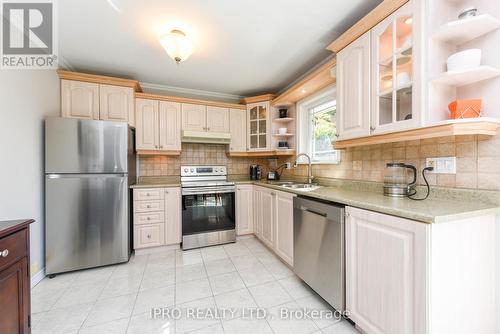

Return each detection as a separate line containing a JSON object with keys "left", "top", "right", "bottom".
{"left": 301, "top": 207, "right": 328, "bottom": 218}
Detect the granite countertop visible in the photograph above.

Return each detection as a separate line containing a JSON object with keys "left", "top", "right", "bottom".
{"left": 130, "top": 175, "right": 500, "bottom": 224}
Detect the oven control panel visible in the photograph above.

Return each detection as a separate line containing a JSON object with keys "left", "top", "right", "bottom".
{"left": 181, "top": 166, "right": 227, "bottom": 176}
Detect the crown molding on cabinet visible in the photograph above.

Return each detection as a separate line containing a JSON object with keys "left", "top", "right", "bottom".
{"left": 240, "top": 94, "right": 277, "bottom": 105}
{"left": 139, "top": 81, "right": 244, "bottom": 103}
{"left": 57, "top": 70, "right": 142, "bottom": 92}
{"left": 135, "top": 92, "right": 246, "bottom": 110}
{"left": 271, "top": 58, "right": 336, "bottom": 107}
{"left": 327, "top": 0, "right": 409, "bottom": 54}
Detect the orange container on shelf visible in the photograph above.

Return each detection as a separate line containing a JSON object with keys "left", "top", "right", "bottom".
{"left": 448, "top": 99, "right": 482, "bottom": 119}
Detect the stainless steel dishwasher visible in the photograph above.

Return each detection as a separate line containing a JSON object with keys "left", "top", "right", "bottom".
{"left": 293, "top": 196, "right": 345, "bottom": 311}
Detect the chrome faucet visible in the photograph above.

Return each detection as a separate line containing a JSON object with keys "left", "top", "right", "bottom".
{"left": 294, "top": 153, "right": 314, "bottom": 184}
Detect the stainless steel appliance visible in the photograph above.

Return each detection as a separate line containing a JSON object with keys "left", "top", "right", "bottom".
{"left": 181, "top": 166, "right": 236, "bottom": 250}
{"left": 45, "top": 117, "right": 135, "bottom": 275}
{"left": 383, "top": 162, "right": 417, "bottom": 197}
{"left": 293, "top": 196, "right": 345, "bottom": 311}
{"left": 249, "top": 164, "right": 262, "bottom": 180}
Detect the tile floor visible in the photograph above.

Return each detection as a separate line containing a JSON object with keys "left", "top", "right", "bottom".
{"left": 31, "top": 237, "right": 359, "bottom": 334}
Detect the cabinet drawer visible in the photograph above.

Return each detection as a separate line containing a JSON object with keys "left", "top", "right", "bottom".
{"left": 134, "top": 200, "right": 165, "bottom": 213}
{"left": 134, "top": 224, "right": 165, "bottom": 249}
{"left": 0, "top": 228, "right": 28, "bottom": 271}
{"left": 134, "top": 188, "right": 165, "bottom": 201}
{"left": 134, "top": 212, "right": 165, "bottom": 225}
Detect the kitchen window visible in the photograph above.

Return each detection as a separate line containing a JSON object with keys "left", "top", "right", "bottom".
{"left": 297, "top": 85, "right": 340, "bottom": 164}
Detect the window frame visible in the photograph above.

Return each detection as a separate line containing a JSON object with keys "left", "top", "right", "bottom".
{"left": 296, "top": 84, "right": 340, "bottom": 165}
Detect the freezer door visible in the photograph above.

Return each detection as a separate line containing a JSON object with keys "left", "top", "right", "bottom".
{"left": 45, "top": 174, "right": 130, "bottom": 274}
{"left": 45, "top": 117, "right": 128, "bottom": 174}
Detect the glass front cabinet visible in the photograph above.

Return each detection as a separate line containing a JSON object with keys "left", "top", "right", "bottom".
{"left": 371, "top": 1, "right": 421, "bottom": 135}
{"left": 247, "top": 101, "right": 270, "bottom": 150}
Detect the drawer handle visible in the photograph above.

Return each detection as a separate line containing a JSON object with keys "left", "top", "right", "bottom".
{"left": 0, "top": 249, "right": 9, "bottom": 257}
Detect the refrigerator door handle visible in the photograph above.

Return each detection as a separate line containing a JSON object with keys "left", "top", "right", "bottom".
{"left": 46, "top": 173, "right": 127, "bottom": 179}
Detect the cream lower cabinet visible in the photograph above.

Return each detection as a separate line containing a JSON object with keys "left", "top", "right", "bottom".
{"left": 345, "top": 206, "right": 428, "bottom": 334}
{"left": 253, "top": 186, "right": 295, "bottom": 266}
{"left": 136, "top": 98, "right": 181, "bottom": 152}
{"left": 133, "top": 187, "right": 181, "bottom": 249}
{"left": 61, "top": 79, "right": 134, "bottom": 125}
{"left": 236, "top": 185, "right": 254, "bottom": 235}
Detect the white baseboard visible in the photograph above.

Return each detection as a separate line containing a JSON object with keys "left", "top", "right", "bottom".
{"left": 31, "top": 268, "right": 45, "bottom": 288}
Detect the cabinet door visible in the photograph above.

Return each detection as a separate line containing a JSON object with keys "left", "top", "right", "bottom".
{"left": 345, "top": 206, "right": 428, "bottom": 334}
{"left": 0, "top": 258, "right": 29, "bottom": 334}
{"left": 182, "top": 103, "right": 206, "bottom": 132}
{"left": 61, "top": 80, "right": 99, "bottom": 120}
{"left": 254, "top": 187, "right": 262, "bottom": 237}
{"left": 259, "top": 188, "right": 275, "bottom": 249}
{"left": 229, "top": 108, "right": 247, "bottom": 152}
{"left": 135, "top": 98, "right": 159, "bottom": 150}
{"left": 159, "top": 101, "right": 181, "bottom": 151}
{"left": 206, "top": 106, "right": 230, "bottom": 133}
{"left": 336, "top": 32, "right": 371, "bottom": 140}
{"left": 99, "top": 84, "right": 134, "bottom": 125}
{"left": 134, "top": 223, "right": 165, "bottom": 249}
{"left": 247, "top": 102, "right": 269, "bottom": 150}
{"left": 165, "top": 187, "right": 181, "bottom": 245}
{"left": 236, "top": 185, "right": 254, "bottom": 235}
{"left": 274, "top": 191, "right": 295, "bottom": 266}
{"left": 371, "top": 2, "right": 419, "bottom": 134}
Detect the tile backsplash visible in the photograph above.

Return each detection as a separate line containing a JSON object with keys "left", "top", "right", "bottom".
{"left": 139, "top": 131, "right": 500, "bottom": 191}
{"left": 139, "top": 143, "right": 271, "bottom": 176}
{"left": 285, "top": 132, "right": 500, "bottom": 191}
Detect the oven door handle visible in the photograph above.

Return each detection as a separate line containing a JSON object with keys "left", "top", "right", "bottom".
{"left": 182, "top": 186, "right": 236, "bottom": 195}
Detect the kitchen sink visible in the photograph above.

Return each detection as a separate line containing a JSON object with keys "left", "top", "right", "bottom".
{"left": 281, "top": 183, "right": 320, "bottom": 191}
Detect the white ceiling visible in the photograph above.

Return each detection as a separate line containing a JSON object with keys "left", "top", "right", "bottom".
{"left": 58, "top": 0, "right": 382, "bottom": 97}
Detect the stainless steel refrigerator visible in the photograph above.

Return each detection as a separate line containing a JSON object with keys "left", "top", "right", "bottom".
{"left": 45, "top": 117, "right": 136, "bottom": 275}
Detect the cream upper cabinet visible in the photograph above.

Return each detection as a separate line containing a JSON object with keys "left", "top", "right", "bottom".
{"left": 236, "top": 185, "right": 254, "bottom": 235}
{"left": 164, "top": 187, "right": 181, "bottom": 245}
{"left": 371, "top": 1, "right": 420, "bottom": 134}
{"left": 182, "top": 103, "right": 207, "bottom": 132}
{"left": 274, "top": 191, "right": 295, "bottom": 266}
{"left": 229, "top": 108, "right": 247, "bottom": 152}
{"left": 99, "top": 84, "right": 134, "bottom": 125}
{"left": 336, "top": 31, "right": 371, "bottom": 140}
{"left": 345, "top": 206, "right": 427, "bottom": 334}
{"left": 159, "top": 101, "right": 181, "bottom": 151}
{"left": 206, "top": 106, "right": 230, "bottom": 133}
{"left": 61, "top": 80, "right": 99, "bottom": 120}
{"left": 247, "top": 101, "right": 270, "bottom": 150}
{"left": 135, "top": 98, "right": 159, "bottom": 150}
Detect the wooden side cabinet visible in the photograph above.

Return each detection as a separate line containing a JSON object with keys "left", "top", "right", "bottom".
{"left": 0, "top": 219, "right": 34, "bottom": 334}
{"left": 236, "top": 185, "right": 254, "bottom": 235}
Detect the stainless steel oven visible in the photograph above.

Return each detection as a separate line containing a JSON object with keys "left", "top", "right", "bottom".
{"left": 181, "top": 166, "right": 236, "bottom": 250}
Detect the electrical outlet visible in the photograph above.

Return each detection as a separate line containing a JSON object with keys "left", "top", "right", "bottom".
{"left": 426, "top": 157, "right": 456, "bottom": 174}
{"left": 285, "top": 162, "right": 292, "bottom": 169}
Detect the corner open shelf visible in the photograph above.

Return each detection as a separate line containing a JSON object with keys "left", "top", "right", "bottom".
{"left": 432, "top": 14, "right": 500, "bottom": 44}
{"left": 334, "top": 118, "right": 500, "bottom": 149}
{"left": 430, "top": 66, "right": 500, "bottom": 86}
{"left": 273, "top": 117, "right": 294, "bottom": 123}
{"left": 272, "top": 133, "right": 294, "bottom": 137}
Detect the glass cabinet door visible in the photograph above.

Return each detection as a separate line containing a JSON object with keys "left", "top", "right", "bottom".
{"left": 374, "top": 5, "right": 414, "bottom": 131}
{"left": 248, "top": 103, "right": 268, "bottom": 149}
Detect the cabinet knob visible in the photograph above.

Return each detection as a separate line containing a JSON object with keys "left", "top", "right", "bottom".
{"left": 146, "top": 205, "right": 151, "bottom": 208}
{"left": 160, "top": 145, "right": 163, "bottom": 149}
{"left": 146, "top": 193, "right": 150, "bottom": 196}
{"left": 165, "top": 190, "right": 169, "bottom": 194}
{"left": 370, "top": 126, "right": 376, "bottom": 132}
{"left": 335, "top": 134, "right": 339, "bottom": 138}
{"left": 155, "top": 145, "right": 158, "bottom": 149}
{"left": 147, "top": 217, "right": 151, "bottom": 220}
{"left": 147, "top": 234, "right": 151, "bottom": 239}
{"left": 207, "top": 127, "right": 210, "bottom": 131}
{"left": 0, "top": 249, "right": 9, "bottom": 257}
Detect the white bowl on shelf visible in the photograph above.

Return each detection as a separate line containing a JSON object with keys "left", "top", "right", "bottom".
{"left": 447, "top": 49, "right": 481, "bottom": 72}
{"left": 278, "top": 127, "right": 288, "bottom": 135}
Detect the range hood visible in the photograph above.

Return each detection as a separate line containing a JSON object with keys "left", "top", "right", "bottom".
{"left": 181, "top": 130, "right": 231, "bottom": 144}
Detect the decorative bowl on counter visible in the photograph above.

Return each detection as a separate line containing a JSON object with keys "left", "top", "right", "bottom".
{"left": 448, "top": 99, "right": 482, "bottom": 119}
{"left": 447, "top": 49, "right": 481, "bottom": 72}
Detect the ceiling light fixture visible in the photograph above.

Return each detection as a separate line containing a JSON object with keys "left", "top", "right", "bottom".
{"left": 159, "top": 29, "right": 194, "bottom": 64}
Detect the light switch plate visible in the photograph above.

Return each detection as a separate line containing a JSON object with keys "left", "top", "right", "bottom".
{"left": 426, "top": 157, "right": 456, "bottom": 174}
